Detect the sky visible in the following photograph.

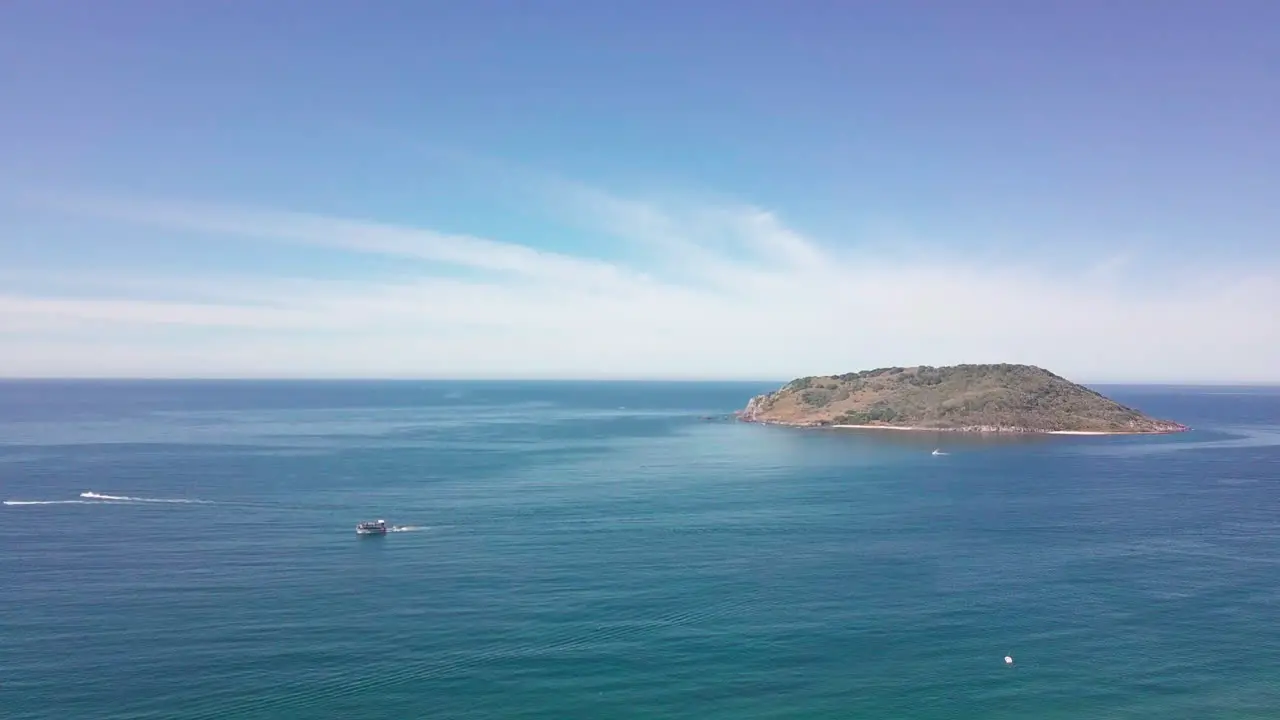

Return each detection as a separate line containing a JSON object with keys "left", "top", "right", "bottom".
{"left": 1, "top": 0, "right": 1277, "bottom": 382}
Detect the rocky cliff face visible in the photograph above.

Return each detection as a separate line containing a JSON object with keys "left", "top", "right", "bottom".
{"left": 736, "top": 364, "right": 1189, "bottom": 434}
{"left": 737, "top": 393, "right": 774, "bottom": 423}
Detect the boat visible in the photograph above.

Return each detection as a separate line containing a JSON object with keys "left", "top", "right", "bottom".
{"left": 356, "top": 519, "right": 388, "bottom": 535}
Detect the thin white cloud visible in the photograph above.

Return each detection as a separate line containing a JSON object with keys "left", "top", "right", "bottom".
{"left": 0, "top": 295, "right": 313, "bottom": 330}
{"left": 30, "top": 193, "right": 643, "bottom": 290}
{"left": 3, "top": 185, "right": 1279, "bottom": 382}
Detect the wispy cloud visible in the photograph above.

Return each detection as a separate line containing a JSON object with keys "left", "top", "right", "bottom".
{"left": 4, "top": 182, "right": 1279, "bottom": 381}
{"left": 0, "top": 294, "right": 311, "bottom": 330}
{"left": 31, "top": 193, "right": 643, "bottom": 289}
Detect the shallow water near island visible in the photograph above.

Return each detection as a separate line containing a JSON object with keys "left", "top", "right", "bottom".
{"left": 3, "top": 380, "right": 1280, "bottom": 719}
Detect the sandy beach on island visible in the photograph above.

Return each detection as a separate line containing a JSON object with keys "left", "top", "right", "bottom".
{"left": 828, "top": 424, "right": 1165, "bottom": 436}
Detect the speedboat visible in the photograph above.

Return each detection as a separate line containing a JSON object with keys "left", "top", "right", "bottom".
{"left": 356, "top": 519, "right": 388, "bottom": 535}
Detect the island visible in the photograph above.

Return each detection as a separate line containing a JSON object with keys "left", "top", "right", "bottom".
{"left": 737, "top": 364, "right": 1188, "bottom": 434}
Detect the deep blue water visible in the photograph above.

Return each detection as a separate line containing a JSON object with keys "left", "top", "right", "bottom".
{"left": 2, "top": 380, "right": 1279, "bottom": 719}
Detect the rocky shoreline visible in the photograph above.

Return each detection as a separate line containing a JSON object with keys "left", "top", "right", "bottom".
{"left": 736, "top": 413, "right": 1190, "bottom": 435}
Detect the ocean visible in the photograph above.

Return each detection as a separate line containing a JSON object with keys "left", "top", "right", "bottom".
{"left": 2, "top": 380, "right": 1279, "bottom": 719}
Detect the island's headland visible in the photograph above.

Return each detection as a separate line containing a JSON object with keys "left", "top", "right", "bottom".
{"left": 737, "top": 364, "right": 1189, "bottom": 435}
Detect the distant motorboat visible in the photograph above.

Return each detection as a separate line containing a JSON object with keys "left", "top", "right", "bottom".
{"left": 356, "top": 519, "right": 388, "bottom": 535}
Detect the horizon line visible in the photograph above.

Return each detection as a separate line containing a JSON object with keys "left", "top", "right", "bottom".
{"left": 1, "top": 376, "right": 1278, "bottom": 387}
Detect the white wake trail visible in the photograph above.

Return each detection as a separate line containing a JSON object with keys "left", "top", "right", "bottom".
{"left": 4, "top": 500, "right": 99, "bottom": 506}
{"left": 80, "top": 491, "right": 212, "bottom": 504}
{"left": 5, "top": 492, "right": 214, "bottom": 507}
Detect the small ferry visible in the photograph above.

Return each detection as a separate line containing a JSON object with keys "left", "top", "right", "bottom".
{"left": 356, "top": 519, "right": 388, "bottom": 535}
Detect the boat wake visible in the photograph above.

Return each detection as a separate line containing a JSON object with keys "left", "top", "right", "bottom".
{"left": 3, "top": 499, "right": 98, "bottom": 506}
{"left": 79, "top": 491, "right": 212, "bottom": 504}
{"left": 5, "top": 492, "right": 212, "bottom": 507}
{"left": 389, "top": 525, "right": 426, "bottom": 533}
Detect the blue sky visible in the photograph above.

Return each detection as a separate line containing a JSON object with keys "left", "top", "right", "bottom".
{"left": 1, "top": 1, "right": 1277, "bottom": 381}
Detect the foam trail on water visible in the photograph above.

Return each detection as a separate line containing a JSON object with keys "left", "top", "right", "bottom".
{"left": 4, "top": 500, "right": 99, "bottom": 506}
{"left": 390, "top": 525, "right": 427, "bottom": 533}
{"left": 80, "top": 491, "right": 212, "bottom": 504}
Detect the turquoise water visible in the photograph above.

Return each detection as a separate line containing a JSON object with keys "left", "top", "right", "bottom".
{"left": 3, "top": 381, "right": 1279, "bottom": 718}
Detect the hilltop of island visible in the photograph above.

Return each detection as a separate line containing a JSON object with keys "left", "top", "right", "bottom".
{"left": 738, "top": 364, "right": 1188, "bottom": 434}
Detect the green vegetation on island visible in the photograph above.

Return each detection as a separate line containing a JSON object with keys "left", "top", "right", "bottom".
{"left": 738, "top": 364, "right": 1188, "bottom": 434}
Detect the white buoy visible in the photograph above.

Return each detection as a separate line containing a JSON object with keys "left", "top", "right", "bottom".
{"left": 1005, "top": 655, "right": 1014, "bottom": 665}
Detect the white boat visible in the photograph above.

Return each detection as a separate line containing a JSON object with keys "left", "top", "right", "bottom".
{"left": 356, "top": 519, "right": 388, "bottom": 535}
